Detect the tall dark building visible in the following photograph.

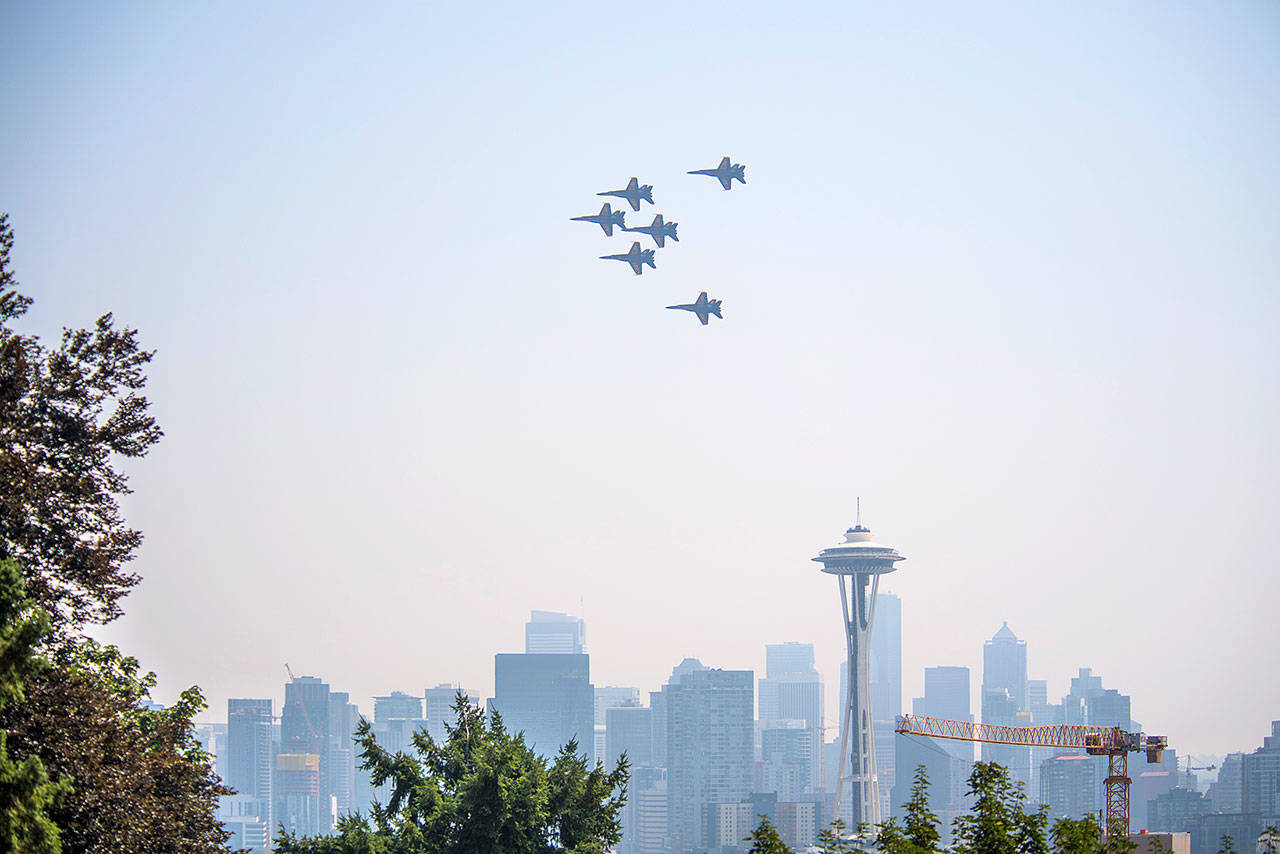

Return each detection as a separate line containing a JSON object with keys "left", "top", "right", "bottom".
{"left": 894, "top": 666, "right": 972, "bottom": 835}
{"left": 492, "top": 653, "right": 594, "bottom": 761}
{"left": 870, "top": 592, "right": 902, "bottom": 723}
{"left": 605, "top": 704, "right": 653, "bottom": 769}
{"left": 280, "top": 675, "right": 359, "bottom": 833}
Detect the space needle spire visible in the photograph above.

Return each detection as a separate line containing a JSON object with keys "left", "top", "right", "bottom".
{"left": 812, "top": 507, "right": 905, "bottom": 828}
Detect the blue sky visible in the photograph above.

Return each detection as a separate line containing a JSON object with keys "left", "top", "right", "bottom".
{"left": 2, "top": 1, "right": 1278, "bottom": 755}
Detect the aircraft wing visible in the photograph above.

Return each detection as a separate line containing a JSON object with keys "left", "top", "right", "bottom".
{"left": 717, "top": 174, "right": 733, "bottom": 190}
{"left": 628, "top": 258, "right": 644, "bottom": 275}
{"left": 696, "top": 310, "right": 710, "bottom": 325}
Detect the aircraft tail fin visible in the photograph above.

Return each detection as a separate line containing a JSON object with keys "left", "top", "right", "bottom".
{"left": 709, "top": 300, "right": 723, "bottom": 319}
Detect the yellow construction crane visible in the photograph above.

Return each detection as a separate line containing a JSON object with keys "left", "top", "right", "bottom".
{"left": 896, "top": 713, "right": 1167, "bottom": 843}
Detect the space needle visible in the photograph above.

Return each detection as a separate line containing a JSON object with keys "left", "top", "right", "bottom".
{"left": 812, "top": 503, "right": 905, "bottom": 828}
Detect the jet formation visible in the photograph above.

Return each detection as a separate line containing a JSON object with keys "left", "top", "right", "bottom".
{"left": 570, "top": 155, "right": 744, "bottom": 324}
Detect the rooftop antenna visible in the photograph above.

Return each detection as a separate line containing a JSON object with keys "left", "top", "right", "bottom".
{"left": 856, "top": 497, "right": 861, "bottom": 527}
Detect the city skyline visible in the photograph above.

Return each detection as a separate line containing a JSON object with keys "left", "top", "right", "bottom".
{"left": 2, "top": 2, "right": 1276, "bottom": 761}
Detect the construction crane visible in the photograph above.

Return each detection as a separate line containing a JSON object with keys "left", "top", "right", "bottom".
{"left": 1184, "top": 761, "right": 1216, "bottom": 791}
{"left": 896, "top": 714, "right": 1167, "bottom": 843}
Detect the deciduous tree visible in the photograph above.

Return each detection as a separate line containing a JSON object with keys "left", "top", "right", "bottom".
{"left": 0, "top": 213, "right": 162, "bottom": 635}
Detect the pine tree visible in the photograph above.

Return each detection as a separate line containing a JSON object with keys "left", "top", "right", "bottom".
{"left": 0, "top": 558, "right": 66, "bottom": 853}
{"left": 276, "top": 694, "right": 629, "bottom": 854}
{"left": 745, "top": 814, "right": 792, "bottom": 854}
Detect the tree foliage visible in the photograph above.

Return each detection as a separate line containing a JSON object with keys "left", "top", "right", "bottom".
{"left": 0, "top": 215, "right": 233, "bottom": 852}
{"left": 819, "top": 819, "right": 861, "bottom": 854}
{"left": 745, "top": 814, "right": 792, "bottom": 854}
{"left": 0, "top": 557, "right": 67, "bottom": 853}
{"left": 875, "top": 765, "right": 943, "bottom": 854}
{"left": 0, "top": 212, "right": 162, "bottom": 634}
{"left": 1050, "top": 815, "right": 1108, "bottom": 854}
{"left": 0, "top": 638, "right": 233, "bottom": 853}
{"left": 276, "top": 695, "right": 629, "bottom": 854}
{"left": 952, "top": 762, "right": 1049, "bottom": 854}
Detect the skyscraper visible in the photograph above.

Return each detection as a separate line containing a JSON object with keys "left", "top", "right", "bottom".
{"left": 1242, "top": 721, "right": 1280, "bottom": 815}
{"left": 226, "top": 698, "right": 273, "bottom": 806}
{"left": 525, "top": 610, "right": 586, "bottom": 654}
{"left": 225, "top": 698, "right": 273, "bottom": 849}
{"left": 758, "top": 642, "right": 823, "bottom": 794}
{"left": 281, "top": 675, "right": 331, "bottom": 834}
{"left": 813, "top": 515, "right": 905, "bottom": 827}
{"left": 492, "top": 653, "right": 594, "bottom": 761}
{"left": 870, "top": 592, "right": 902, "bottom": 818}
{"left": 894, "top": 665, "right": 972, "bottom": 834}
{"left": 665, "top": 667, "right": 753, "bottom": 853}
{"left": 982, "top": 623, "right": 1030, "bottom": 790}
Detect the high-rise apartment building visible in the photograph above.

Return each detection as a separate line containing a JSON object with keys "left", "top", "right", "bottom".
{"left": 759, "top": 642, "right": 823, "bottom": 794}
{"left": 665, "top": 667, "right": 753, "bottom": 854}
{"left": 226, "top": 699, "right": 273, "bottom": 808}
{"left": 1207, "top": 754, "right": 1243, "bottom": 813}
{"left": 525, "top": 610, "right": 585, "bottom": 654}
{"left": 1243, "top": 721, "right": 1280, "bottom": 815}
{"left": 492, "top": 653, "right": 594, "bottom": 761}
{"left": 225, "top": 699, "right": 273, "bottom": 851}
{"left": 1040, "top": 753, "right": 1101, "bottom": 821}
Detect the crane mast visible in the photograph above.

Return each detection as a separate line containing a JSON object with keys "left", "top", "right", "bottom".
{"left": 896, "top": 713, "right": 1167, "bottom": 842}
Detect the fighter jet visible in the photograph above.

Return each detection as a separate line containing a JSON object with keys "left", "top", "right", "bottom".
{"left": 666, "top": 291, "right": 722, "bottom": 325}
{"left": 688, "top": 156, "right": 746, "bottom": 190}
{"left": 600, "top": 241, "right": 656, "bottom": 275}
{"left": 597, "top": 177, "right": 654, "bottom": 211}
{"left": 623, "top": 214, "right": 679, "bottom": 248}
{"left": 570, "top": 202, "right": 627, "bottom": 236}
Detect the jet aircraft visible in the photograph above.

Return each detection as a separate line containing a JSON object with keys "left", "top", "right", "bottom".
{"left": 666, "top": 291, "right": 722, "bottom": 325}
{"left": 623, "top": 214, "right": 679, "bottom": 248}
{"left": 600, "top": 241, "right": 656, "bottom": 275}
{"left": 688, "top": 156, "right": 746, "bottom": 190}
{"left": 570, "top": 202, "right": 627, "bottom": 236}
{"left": 597, "top": 177, "right": 654, "bottom": 211}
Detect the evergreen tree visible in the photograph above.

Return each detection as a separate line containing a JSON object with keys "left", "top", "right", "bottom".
{"left": 952, "top": 762, "right": 1050, "bottom": 854}
{"left": 0, "top": 558, "right": 66, "bottom": 853}
{"left": 819, "top": 819, "right": 859, "bottom": 854}
{"left": 745, "top": 814, "right": 791, "bottom": 854}
{"left": 1217, "top": 836, "right": 1236, "bottom": 854}
{"left": 276, "top": 695, "right": 629, "bottom": 854}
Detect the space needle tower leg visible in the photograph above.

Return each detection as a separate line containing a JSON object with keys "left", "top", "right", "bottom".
{"left": 814, "top": 511, "right": 905, "bottom": 831}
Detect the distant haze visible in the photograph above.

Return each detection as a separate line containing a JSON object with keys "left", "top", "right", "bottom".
{"left": 1, "top": 2, "right": 1277, "bottom": 756}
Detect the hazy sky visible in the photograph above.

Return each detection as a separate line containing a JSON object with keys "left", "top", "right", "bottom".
{"left": 2, "top": 2, "right": 1277, "bottom": 756}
